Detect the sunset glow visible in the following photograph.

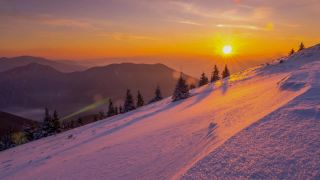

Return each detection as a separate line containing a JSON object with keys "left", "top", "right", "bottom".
{"left": 0, "top": 1, "right": 319, "bottom": 62}
{"left": 1, "top": 1, "right": 320, "bottom": 179}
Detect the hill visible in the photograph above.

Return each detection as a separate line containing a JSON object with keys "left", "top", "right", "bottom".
{"left": 0, "top": 111, "right": 39, "bottom": 137}
{"left": 0, "top": 56, "right": 86, "bottom": 72}
{"left": 0, "top": 44, "right": 320, "bottom": 179}
{"left": 0, "top": 63, "right": 197, "bottom": 119}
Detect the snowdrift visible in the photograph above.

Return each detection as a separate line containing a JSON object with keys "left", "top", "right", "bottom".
{"left": 1, "top": 44, "right": 320, "bottom": 179}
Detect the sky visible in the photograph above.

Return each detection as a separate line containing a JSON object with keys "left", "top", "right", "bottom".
{"left": 0, "top": 0, "right": 319, "bottom": 73}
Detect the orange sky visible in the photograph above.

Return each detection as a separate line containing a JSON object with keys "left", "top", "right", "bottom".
{"left": 0, "top": 0, "right": 319, "bottom": 62}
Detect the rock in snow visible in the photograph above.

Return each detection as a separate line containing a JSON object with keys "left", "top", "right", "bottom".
{"left": 1, "top": 44, "right": 320, "bottom": 179}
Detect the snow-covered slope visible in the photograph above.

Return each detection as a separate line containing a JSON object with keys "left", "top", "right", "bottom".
{"left": 1, "top": 45, "right": 320, "bottom": 179}
{"left": 183, "top": 53, "right": 320, "bottom": 179}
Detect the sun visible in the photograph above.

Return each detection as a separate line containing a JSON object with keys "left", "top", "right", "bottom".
{"left": 222, "top": 45, "right": 232, "bottom": 55}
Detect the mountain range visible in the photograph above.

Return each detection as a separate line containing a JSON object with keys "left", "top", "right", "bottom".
{"left": 0, "top": 56, "right": 86, "bottom": 72}
{"left": 0, "top": 61, "right": 197, "bottom": 120}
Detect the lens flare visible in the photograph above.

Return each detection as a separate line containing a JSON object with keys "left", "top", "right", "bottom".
{"left": 61, "top": 98, "right": 109, "bottom": 121}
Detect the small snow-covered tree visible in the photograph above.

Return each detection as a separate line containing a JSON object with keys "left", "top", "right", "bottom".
{"left": 149, "top": 86, "right": 163, "bottom": 103}
{"left": 299, "top": 42, "right": 305, "bottom": 51}
{"left": 136, "top": 91, "right": 144, "bottom": 107}
{"left": 124, "top": 89, "right": 136, "bottom": 112}
{"left": 198, "top": 73, "right": 209, "bottom": 87}
{"left": 222, "top": 65, "right": 231, "bottom": 79}
{"left": 211, "top": 65, "right": 220, "bottom": 82}
{"left": 172, "top": 74, "right": 190, "bottom": 102}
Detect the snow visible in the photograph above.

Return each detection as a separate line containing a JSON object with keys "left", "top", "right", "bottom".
{"left": 1, "top": 44, "right": 320, "bottom": 179}
{"left": 183, "top": 61, "right": 320, "bottom": 179}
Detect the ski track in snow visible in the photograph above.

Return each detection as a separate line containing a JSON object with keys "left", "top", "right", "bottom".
{"left": 1, "top": 44, "right": 320, "bottom": 179}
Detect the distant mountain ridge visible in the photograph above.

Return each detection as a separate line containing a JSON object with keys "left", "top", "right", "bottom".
{"left": 4, "top": 63, "right": 62, "bottom": 76}
{"left": 0, "top": 111, "right": 39, "bottom": 136}
{"left": 0, "top": 56, "right": 86, "bottom": 72}
{"left": 0, "top": 62, "right": 197, "bottom": 119}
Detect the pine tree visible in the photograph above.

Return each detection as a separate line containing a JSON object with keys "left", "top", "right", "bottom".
{"left": 198, "top": 73, "right": 209, "bottom": 87}
{"left": 42, "top": 107, "right": 52, "bottom": 136}
{"left": 211, "top": 65, "right": 220, "bottom": 82}
{"left": 52, "top": 110, "right": 61, "bottom": 133}
{"left": 115, "top": 107, "right": 119, "bottom": 115}
{"left": 155, "top": 86, "right": 162, "bottom": 100}
{"left": 32, "top": 127, "right": 43, "bottom": 140}
{"left": 99, "top": 111, "right": 105, "bottom": 120}
{"left": 149, "top": 86, "right": 163, "bottom": 103}
{"left": 189, "top": 84, "right": 196, "bottom": 90}
{"left": 42, "top": 108, "right": 58, "bottom": 135}
{"left": 136, "top": 91, "right": 145, "bottom": 107}
{"left": 299, "top": 42, "right": 305, "bottom": 51}
{"left": 0, "top": 130, "right": 14, "bottom": 151}
{"left": 78, "top": 118, "right": 83, "bottom": 126}
{"left": 124, "top": 89, "right": 136, "bottom": 112}
{"left": 23, "top": 126, "right": 34, "bottom": 142}
{"left": 107, "top": 99, "right": 116, "bottom": 117}
{"left": 61, "top": 120, "right": 68, "bottom": 130}
{"left": 289, "top": 48, "right": 295, "bottom": 56}
{"left": 172, "top": 74, "right": 190, "bottom": 102}
{"left": 222, "top": 65, "right": 231, "bottom": 79}
{"left": 70, "top": 120, "right": 75, "bottom": 128}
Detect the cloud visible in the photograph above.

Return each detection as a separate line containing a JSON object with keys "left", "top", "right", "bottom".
{"left": 40, "top": 18, "right": 93, "bottom": 28}
{"left": 170, "top": 1, "right": 273, "bottom": 22}
{"left": 171, "top": 1, "right": 218, "bottom": 18}
{"left": 237, "top": 4, "right": 255, "bottom": 10}
{"left": 177, "top": 20, "right": 203, "bottom": 26}
{"left": 35, "top": 15, "right": 95, "bottom": 29}
{"left": 281, "top": 23, "right": 301, "bottom": 28}
{"left": 253, "top": 7, "right": 273, "bottom": 19}
{"left": 2, "top": 13, "right": 97, "bottom": 29}
{"left": 216, "top": 24, "right": 273, "bottom": 31}
{"left": 99, "top": 32, "right": 157, "bottom": 41}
